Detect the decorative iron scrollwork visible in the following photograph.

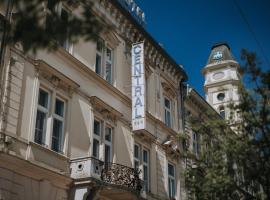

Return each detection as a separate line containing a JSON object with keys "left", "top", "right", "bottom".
{"left": 101, "top": 162, "right": 142, "bottom": 192}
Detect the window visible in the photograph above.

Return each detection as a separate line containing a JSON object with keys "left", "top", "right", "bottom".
{"left": 192, "top": 132, "right": 200, "bottom": 155}
{"left": 168, "top": 163, "right": 176, "bottom": 199}
{"left": 35, "top": 89, "right": 50, "bottom": 145}
{"left": 217, "top": 92, "right": 225, "bottom": 101}
{"left": 219, "top": 106, "right": 225, "bottom": 119}
{"left": 46, "top": 0, "right": 71, "bottom": 52}
{"left": 92, "top": 120, "right": 101, "bottom": 159}
{"left": 95, "top": 39, "right": 114, "bottom": 84}
{"left": 92, "top": 119, "right": 113, "bottom": 163}
{"left": 133, "top": 144, "right": 150, "bottom": 192}
{"left": 34, "top": 88, "right": 66, "bottom": 153}
{"left": 164, "top": 97, "right": 172, "bottom": 128}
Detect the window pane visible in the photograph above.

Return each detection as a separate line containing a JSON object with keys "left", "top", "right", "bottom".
{"left": 105, "top": 144, "right": 111, "bottom": 163}
{"left": 165, "top": 98, "right": 170, "bottom": 109}
{"left": 143, "top": 165, "right": 148, "bottom": 191}
{"left": 55, "top": 98, "right": 64, "bottom": 117}
{"left": 92, "top": 139, "right": 99, "bottom": 158}
{"left": 105, "top": 127, "right": 112, "bottom": 141}
{"left": 106, "top": 48, "right": 112, "bottom": 61}
{"left": 34, "top": 110, "right": 47, "bottom": 144}
{"left": 168, "top": 163, "right": 174, "bottom": 177}
{"left": 38, "top": 89, "right": 49, "bottom": 108}
{"left": 143, "top": 150, "right": 148, "bottom": 163}
{"left": 105, "top": 62, "right": 112, "bottom": 83}
{"left": 169, "top": 178, "right": 175, "bottom": 198}
{"left": 94, "top": 120, "right": 100, "bottom": 136}
{"left": 134, "top": 144, "right": 139, "bottom": 159}
{"left": 95, "top": 54, "right": 102, "bottom": 75}
{"left": 165, "top": 110, "right": 171, "bottom": 127}
{"left": 59, "top": 9, "right": 69, "bottom": 50}
{"left": 51, "top": 119, "right": 63, "bottom": 152}
{"left": 134, "top": 160, "right": 139, "bottom": 170}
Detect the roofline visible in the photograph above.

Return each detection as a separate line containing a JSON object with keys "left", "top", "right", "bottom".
{"left": 187, "top": 87, "right": 222, "bottom": 118}
{"left": 110, "top": 0, "right": 188, "bottom": 81}
{"left": 211, "top": 42, "right": 230, "bottom": 50}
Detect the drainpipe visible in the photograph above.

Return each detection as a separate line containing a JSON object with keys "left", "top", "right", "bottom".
{"left": 0, "top": 0, "right": 13, "bottom": 133}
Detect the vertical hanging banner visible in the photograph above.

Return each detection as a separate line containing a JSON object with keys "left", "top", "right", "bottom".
{"left": 132, "top": 42, "right": 145, "bottom": 131}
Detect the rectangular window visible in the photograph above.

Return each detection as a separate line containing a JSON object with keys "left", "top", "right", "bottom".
{"left": 168, "top": 163, "right": 176, "bottom": 198}
{"left": 92, "top": 120, "right": 101, "bottom": 159}
{"left": 104, "top": 126, "right": 112, "bottom": 163}
{"left": 95, "top": 40, "right": 113, "bottom": 84}
{"left": 134, "top": 144, "right": 140, "bottom": 170}
{"left": 92, "top": 119, "right": 113, "bottom": 163}
{"left": 34, "top": 89, "right": 50, "bottom": 145}
{"left": 192, "top": 132, "right": 200, "bottom": 155}
{"left": 46, "top": 1, "right": 71, "bottom": 52}
{"left": 34, "top": 87, "right": 67, "bottom": 153}
{"left": 59, "top": 8, "right": 70, "bottom": 51}
{"left": 51, "top": 98, "right": 65, "bottom": 153}
{"left": 105, "top": 48, "right": 113, "bottom": 83}
{"left": 134, "top": 144, "right": 150, "bottom": 192}
{"left": 143, "top": 149, "right": 150, "bottom": 192}
{"left": 164, "top": 97, "right": 172, "bottom": 128}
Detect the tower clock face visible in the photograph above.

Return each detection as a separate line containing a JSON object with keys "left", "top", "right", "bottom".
{"left": 213, "top": 71, "right": 225, "bottom": 80}
{"left": 213, "top": 51, "right": 223, "bottom": 60}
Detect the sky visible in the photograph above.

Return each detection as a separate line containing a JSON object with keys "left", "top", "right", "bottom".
{"left": 135, "top": 0, "right": 270, "bottom": 96}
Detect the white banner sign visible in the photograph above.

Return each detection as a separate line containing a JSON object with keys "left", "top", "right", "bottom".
{"left": 131, "top": 42, "right": 145, "bottom": 131}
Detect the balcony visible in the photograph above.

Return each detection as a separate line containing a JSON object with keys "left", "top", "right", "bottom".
{"left": 70, "top": 157, "right": 142, "bottom": 194}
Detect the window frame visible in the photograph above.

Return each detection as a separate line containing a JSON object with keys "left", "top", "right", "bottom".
{"left": 46, "top": 1, "right": 73, "bottom": 53}
{"left": 33, "top": 85, "right": 68, "bottom": 154}
{"left": 164, "top": 97, "right": 172, "bottom": 128}
{"left": 95, "top": 39, "right": 114, "bottom": 84}
{"left": 91, "top": 118, "right": 114, "bottom": 163}
{"left": 133, "top": 143, "right": 150, "bottom": 193}
{"left": 51, "top": 96, "right": 66, "bottom": 153}
{"left": 168, "top": 162, "right": 176, "bottom": 199}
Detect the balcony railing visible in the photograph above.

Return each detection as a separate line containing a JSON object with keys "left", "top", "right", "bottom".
{"left": 101, "top": 162, "right": 142, "bottom": 192}
{"left": 70, "top": 157, "right": 143, "bottom": 193}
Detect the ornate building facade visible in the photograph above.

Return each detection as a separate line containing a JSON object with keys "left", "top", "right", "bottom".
{"left": 0, "top": 1, "right": 188, "bottom": 200}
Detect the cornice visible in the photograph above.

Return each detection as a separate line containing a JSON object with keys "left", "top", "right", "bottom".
{"left": 94, "top": 0, "right": 188, "bottom": 82}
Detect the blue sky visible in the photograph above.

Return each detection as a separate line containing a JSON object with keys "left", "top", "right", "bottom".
{"left": 135, "top": 0, "right": 270, "bottom": 96}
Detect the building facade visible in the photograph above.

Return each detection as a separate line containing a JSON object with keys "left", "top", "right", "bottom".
{"left": 0, "top": 1, "right": 188, "bottom": 200}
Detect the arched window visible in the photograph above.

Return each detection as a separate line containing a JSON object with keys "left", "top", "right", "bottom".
{"left": 219, "top": 106, "right": 225, "bottom": 119}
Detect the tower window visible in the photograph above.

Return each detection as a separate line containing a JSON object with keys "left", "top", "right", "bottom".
{"left": 219, "top": 106, "right": 225, "bottom": 119}
{"left": 217, "top": 93, "right": 225, "bottom": 101}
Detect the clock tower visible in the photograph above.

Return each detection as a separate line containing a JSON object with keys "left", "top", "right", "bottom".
{"left": 202, "top": 43, "right": 241, "bottom": 122}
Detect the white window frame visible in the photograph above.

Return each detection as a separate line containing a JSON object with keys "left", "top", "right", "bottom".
{"left": 168, "top": 162, "right": 176, "bottom": 199}
{"left": 34, "top": 88, "right": 50, "bottom": 145}
{"left": 104, "top": 125, "right": 113, "bottom": 163}
{"left": 92, "top": 119, "right": 102, "bottom": 160}
{"left": 46, "top": 1, "right": 72, "bottom": 53}
{"left": 92, "top": 118, "right": 114, "bottom": 162}
{"left": 164, "top": 97, "right": 172, "bottom": 128}
{"left": 133, "top": 143, "right": 150, "bottom": 192}
{"left": 34, "top": 86, "right": 67, "bottom": 154}
{"left": 95, "top": 39, "right": 114, "bottom": 84}
{"left": 51, "top": 97, "right": 66, "bottom": 153}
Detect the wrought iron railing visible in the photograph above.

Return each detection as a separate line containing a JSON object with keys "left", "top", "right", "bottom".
{"left": 101, "top": 162, "right": 142, "bottom": 192}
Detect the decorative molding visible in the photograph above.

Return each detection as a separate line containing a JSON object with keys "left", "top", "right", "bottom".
{"left": 89, "top": 96, "right": 123, "bottom": 125}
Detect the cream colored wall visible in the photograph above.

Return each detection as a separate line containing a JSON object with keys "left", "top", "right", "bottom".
{"left": 0, "top": 167, "right": 68, "bottom": 200}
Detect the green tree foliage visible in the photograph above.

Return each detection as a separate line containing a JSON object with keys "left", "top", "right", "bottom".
{"left": 2, "top": 0, "right": 102, "bottom": 52}
{"left": 185, "top": 50, "right": 270, "bottom": 200}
